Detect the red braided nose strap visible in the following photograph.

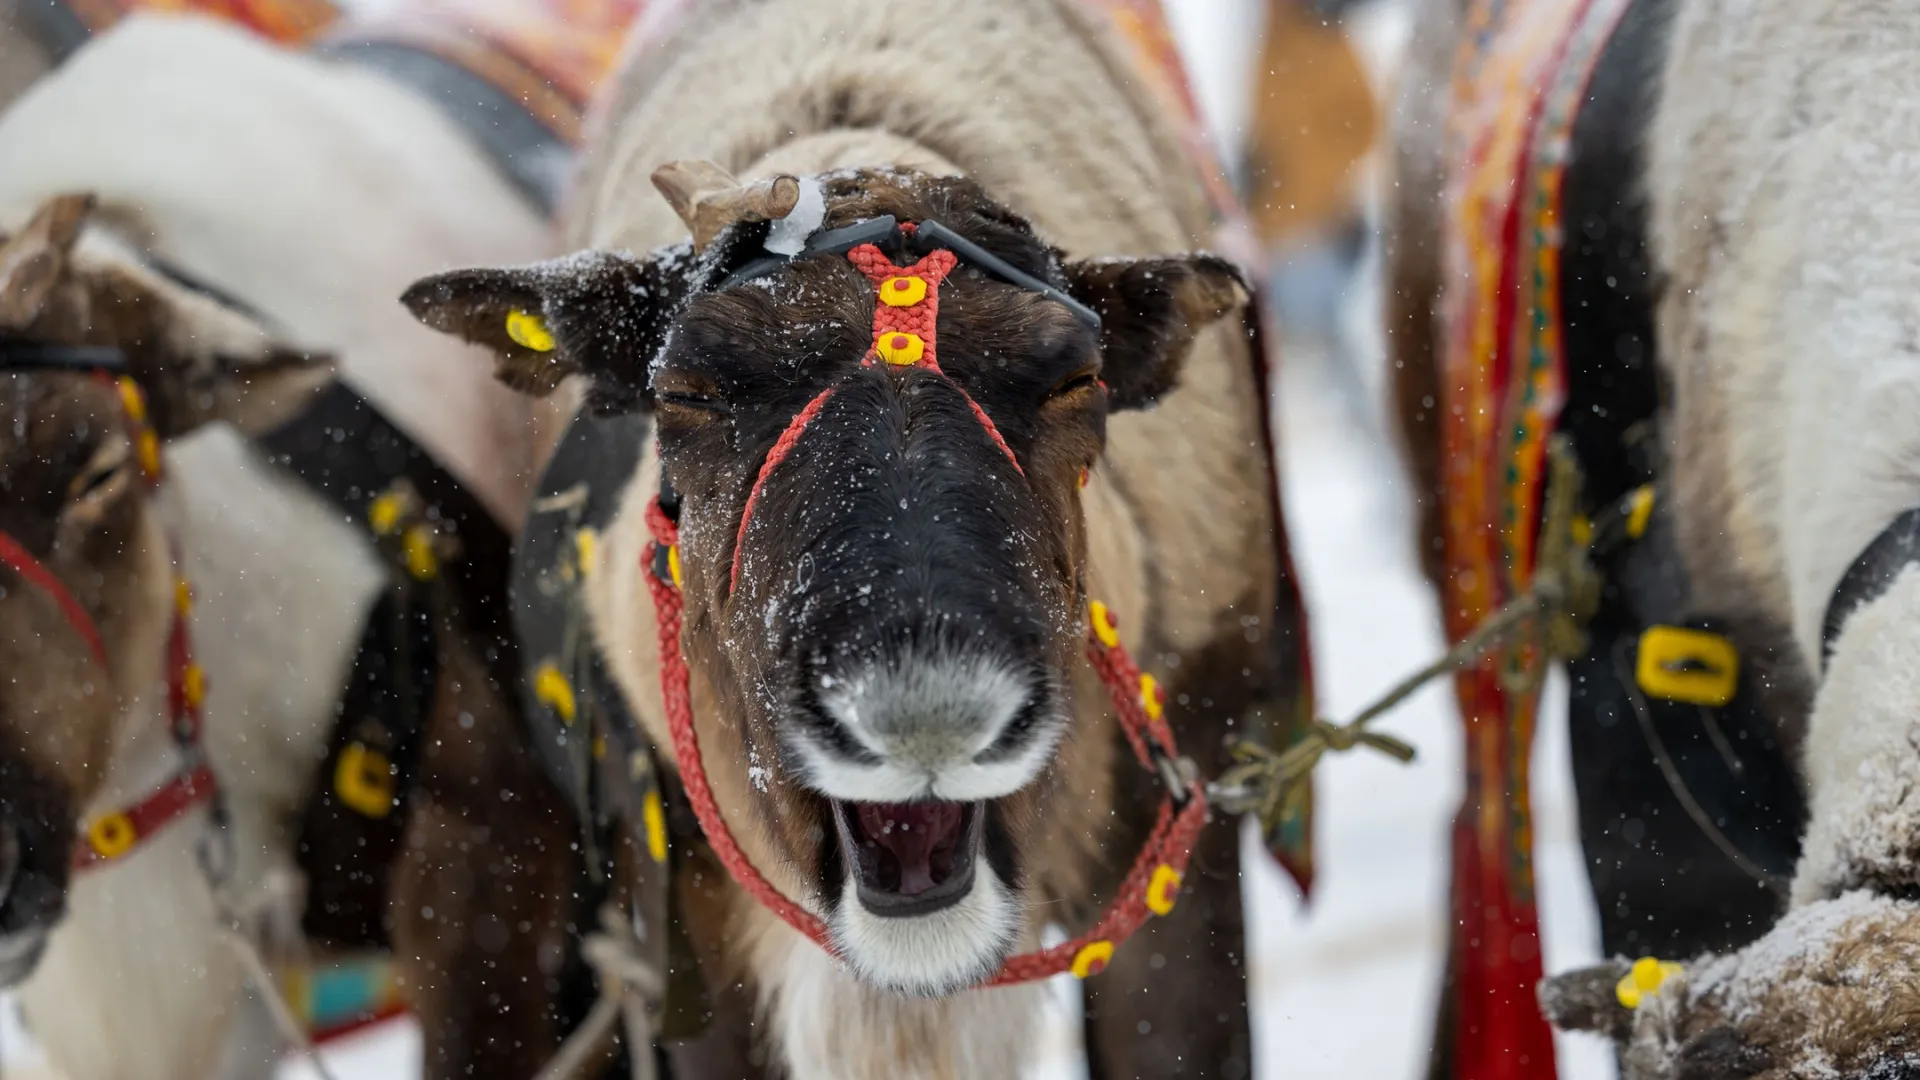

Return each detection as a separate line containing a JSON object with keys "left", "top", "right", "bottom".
{"left": 0, "top": 530, "right": 108, "bottom": 668}
{"left": 729, "top": 387, "right": 837, "bottom": 594}
{"left": 727, "top": 234, "right": 1031, "bottom": 594}
{"left": 646, "top": 497, "right": 1209, "bottom": 986}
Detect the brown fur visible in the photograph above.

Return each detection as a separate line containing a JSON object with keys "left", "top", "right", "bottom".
{"left": 1545, "top": 895, "right": 1920, "bottom": 1079}
{"left": 390, "top": 633, "right": 585, "bottom": 1079}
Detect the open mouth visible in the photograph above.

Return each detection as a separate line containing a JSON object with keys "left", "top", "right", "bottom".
{"left": 830, "top": 798, "right": 985, "bottom": 918}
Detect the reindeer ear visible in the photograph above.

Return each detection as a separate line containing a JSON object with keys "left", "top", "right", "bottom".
{"left": 2, "top": 194, "right": 331, "bottom": 437}
{"left": 1063, "top": 253, "right": 1251, "bottom": 411}
{"left": 401, "top": 249, "right": 687, "bottom": 412}
{"left": 114, "top": 261, "right": 335, "bottom": 438}
{"left": 0, "top": 193, "right": 94, "bottom": 329}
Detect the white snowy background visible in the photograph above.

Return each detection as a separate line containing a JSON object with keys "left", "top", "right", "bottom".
{"left": 1, "top": 1, "right": 1622, "bottom": 1075}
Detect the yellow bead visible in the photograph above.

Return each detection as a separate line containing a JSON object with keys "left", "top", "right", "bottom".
{"left": 1571, "top": 514, "right": 1593, "bottom": 547}
{"left": 174, "top": 579, "right": 193, "bottom": 617}
{"left": 367, "top": 490, "right": 406, "bottom": 536}
{"left": 1089, "top": 601, "right": 1120, "bottom": 649}
{"left": 879, "top": 276, "right": 928, "bottom": 307}
{"left": 1635, "top": 626, "right": 1739, "bottom": 707}
{"left": 1140, "top": 673, "right": 1164, "bottom": 722}
{"left": 506, "top": 308, "right": 556, "bottom": 352}
{"left": 643, "top": 788, "right": 669, "bottom": 864}
{"left": 533, "top": 662, "right": 577, "bottom": 725}
{"left": 668, "top": 544, "right": 683, "bottom": 589}
{"left": 874, "top": 331, "right": 926, "bottom": 366}
{"left": 403, "top": 527, "right": 439, "bottom": 581}
{"left": 575, "top": 527, "right": 599, "bottom": 577}
{"left": 1147, "top": 864, "right": 1182, "bottom": 916}
{"left": 335, "top": 743, "right": 396, "bottom": 818}
{"left": 116, "top": 377, "right": 147, "bottom": 424}
{"left": 136, "top": 430, "right": 162, "bottom": 481}
{"left": 87, "top": 811, "right": 138, "bottom": 860}
{"left": 181, "top": 663, "right": 206, "bottom": 710}
{"left": 1071, "top": 940, "right": 1114, "bottom": 979}
{"left": 1626, "top": 485, "right": 1656, "bottom": 539}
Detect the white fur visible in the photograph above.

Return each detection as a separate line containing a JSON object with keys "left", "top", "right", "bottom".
{"left": 0, "top": 15, "right": 551, "bottom": 524}
{"left": 807, "top": 655, "right": 1057, "bottom": 802}
{"left": 0, "top": 17, "right": 550, "bottom": 1078}
{"left": 830, "top": 856, "right": 1020, "bottom": 996}
{"left": 1645, "top": 0, "right": 1920, "bottom": 909}
{"left": 1792, "top": 566, "right": 1920, "bottom": 904}
{"left": 763, "top": 920, "right": 1048, "bottom": 1080}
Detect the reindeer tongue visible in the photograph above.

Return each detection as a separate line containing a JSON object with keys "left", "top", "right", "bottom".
{"left": 856, "top": 802, "right": 964, "bottom": 896}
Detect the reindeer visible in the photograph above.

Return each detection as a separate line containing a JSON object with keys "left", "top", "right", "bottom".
{"left": 401, "top": 0, "right": 1309, "bottom": 1075}
{"left": 0, "top": 16, "right": 589, "bottom": 1079}
{"left": 1388, "top": 0, "right": 1920, "bottom": 1075}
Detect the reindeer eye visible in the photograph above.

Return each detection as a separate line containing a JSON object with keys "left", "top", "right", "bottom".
{"left": 1046, "top": 371, "right": 1101, "bottom": 401}
{"left": 68, "top": 444, "right": 133, "bottom": 506}
{"left": 656, "top": 389, "right": 731, "bottom": 414}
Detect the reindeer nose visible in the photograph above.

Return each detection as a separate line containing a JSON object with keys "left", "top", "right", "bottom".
{"left": 0, "top": 811, "right": 63, "bottom": 985}
{"left": 0, "top": 818, "right": 21, "bottom": 908}
{"left": 0, "top": 811, "right": 64, "bottom": 943}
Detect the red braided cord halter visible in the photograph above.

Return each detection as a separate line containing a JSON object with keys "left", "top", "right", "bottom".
{"left": 0, "top": 374, "right": 222, "bottom": 873}
{"left": 0, "top": 530, "right": 108, "bottom": 667}
{"left": 646, "top": 499, "right": 1208, "bottom": 985}
{"left": 643, "top": 226, "right": 1208, "bottom": 986}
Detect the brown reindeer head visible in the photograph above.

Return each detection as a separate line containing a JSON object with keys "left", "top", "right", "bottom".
{"left": 1541, "top": 892, "right": 1920, "bottom": 1079}
{"left": 405, "top": 165, "right": 1247, "bottom": 995}
{"left": 0, "top": 193, "right": 329, "bottom": 984}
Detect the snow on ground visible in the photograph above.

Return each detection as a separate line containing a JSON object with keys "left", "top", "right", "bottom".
{"left": 3, "top": 2, "right": 1623, "bottom": 1076}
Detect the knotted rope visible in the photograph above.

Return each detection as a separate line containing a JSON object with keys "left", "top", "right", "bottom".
{"left": 532, "top": 903, "right": 665, "bottom": 1080}
{"left": 1212, "top": 438, "right": 1604, "bottom": 834}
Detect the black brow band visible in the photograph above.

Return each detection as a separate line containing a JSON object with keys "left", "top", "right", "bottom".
{"left": 715, "top": 214, "right": 1102, "bottom": 332}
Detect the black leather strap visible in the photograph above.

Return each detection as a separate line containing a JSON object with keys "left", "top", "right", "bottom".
{"left": 1822, "top": 507, "right": 1920, "bottom": 669}
{"left": 511, "top": 411, "right": 651, "bottom": 815}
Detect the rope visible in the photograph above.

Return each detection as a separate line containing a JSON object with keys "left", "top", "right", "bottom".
{"left": 533, "top": 904, "right": 665, "bottom": 1080}
{"left": 1212, "top": 437, "right": 1603, "bottom": 834}
{"left": 730, "top": 387, "right": 837, "bottom": 593}
{"left": 211, "top": 870, "right": 342, "bottom": 1080}
{"left": 649, "top": 500, "right": 833, "bottom": 947}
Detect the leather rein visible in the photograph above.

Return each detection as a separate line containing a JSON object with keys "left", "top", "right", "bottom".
{"left": 637, "top": 216, "right": 1210, "bottom": 986}
{"left": 0, "top": 346, "right": 219, "bottom": 873}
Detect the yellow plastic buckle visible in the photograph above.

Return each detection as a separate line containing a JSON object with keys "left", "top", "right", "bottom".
{"left": 1636, "top": 626, "right": 1738, "bottom": 706}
